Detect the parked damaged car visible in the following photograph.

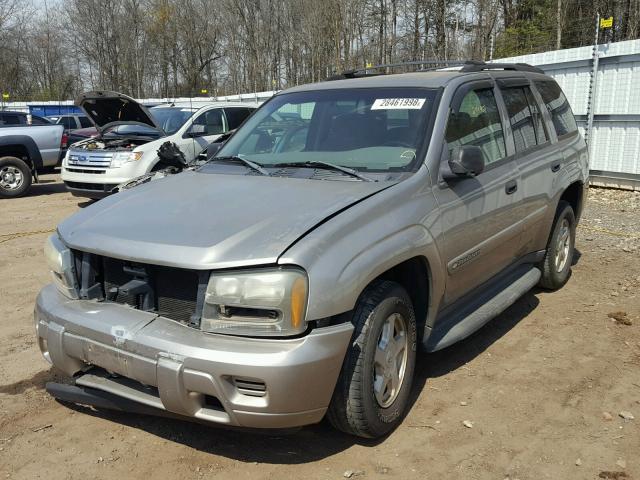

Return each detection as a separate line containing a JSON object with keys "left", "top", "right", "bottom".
{"left": 37, "top": 62, "right": 588, "bottom": 438}
{"left": 61, "top": 91, "right": 257, "bottom": 198}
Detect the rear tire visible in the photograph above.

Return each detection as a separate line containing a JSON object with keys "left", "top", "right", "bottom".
{"left": 327, "top": 280, "right": 417, "bottom": 438}
{"left": 539, "top": 200, "right": 576, "bottom": 289}
{"left": 0, "top": 156, "right": 32, "bottom": 198}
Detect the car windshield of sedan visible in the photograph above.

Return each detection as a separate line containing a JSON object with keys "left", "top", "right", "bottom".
{"left": 216, "top": 87, "right": 437, "bottom": 172}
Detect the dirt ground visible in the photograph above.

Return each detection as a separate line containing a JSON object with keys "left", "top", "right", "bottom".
{"left": 1, "top": 173, "right": 639, "bottom": 480}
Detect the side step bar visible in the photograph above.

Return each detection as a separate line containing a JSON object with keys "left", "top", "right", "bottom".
{"left": 424, "top": 266, "right": 541, "bottom": 352}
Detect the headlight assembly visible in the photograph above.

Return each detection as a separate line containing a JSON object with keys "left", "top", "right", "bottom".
{"left": 111, "top": 151, "right": 143, "bottom": 167}
{"left": 201, "top": 268, "right": 308, "bottom": 337}
{"left": 44, "top": 234, "right": 78, "bottom": 299}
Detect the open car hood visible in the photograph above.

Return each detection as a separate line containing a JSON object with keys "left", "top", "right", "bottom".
{"left": 76, "top": 91, "right": 163, "bottom": 134}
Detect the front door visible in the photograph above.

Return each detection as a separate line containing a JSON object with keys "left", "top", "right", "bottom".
{"left": 433, "top": 82, "right": 523, "bottom": 305}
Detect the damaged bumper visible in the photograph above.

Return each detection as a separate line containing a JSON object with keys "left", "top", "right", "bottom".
{"left": 35, "top": 284, "right": 352, "bottom": 429}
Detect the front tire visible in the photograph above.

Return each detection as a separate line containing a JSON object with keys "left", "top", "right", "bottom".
{"left": 0, "top": 156, "right": 32, "bottom": 198}
{"left": 327, "top": 280, "right": 417, "bottom": 438}
{"left": 539, "top": 200, "right": 576, "bottom": 289}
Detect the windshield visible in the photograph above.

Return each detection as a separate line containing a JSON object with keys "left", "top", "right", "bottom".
{"left": 149, "top": 107, "right": 195, "bottom": 135}
{"left": 217, "top": 87, "right": 437, "bottom": 172}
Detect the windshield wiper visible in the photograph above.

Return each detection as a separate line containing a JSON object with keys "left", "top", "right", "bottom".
{"left": 271, "top": 161, "right": 374, "bottom": 182}
{"left": 208, "top": 155, "right": 270, "bottom": 176}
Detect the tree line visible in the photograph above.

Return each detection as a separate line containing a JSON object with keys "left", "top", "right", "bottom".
{"left": 0, "top": 0, "right": 638, "bottom": 102}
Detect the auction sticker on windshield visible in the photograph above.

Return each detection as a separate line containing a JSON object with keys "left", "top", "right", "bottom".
{"left": 371, "top": 98, "right": 426, "bottom": 109}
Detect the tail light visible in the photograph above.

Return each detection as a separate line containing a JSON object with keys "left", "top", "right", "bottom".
{"left": 61, "top": 133, "right": 69, "bottom": 149}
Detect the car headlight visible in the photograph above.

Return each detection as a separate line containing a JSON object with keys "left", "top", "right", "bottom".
{"left": 201, "top": 268, "right": 308, "bottom": 337}
{"left": 44, "top": 234, "right": 78, "bottom": 299}
{"left": 111, "top": 151, "right": 143, "bottom": 167}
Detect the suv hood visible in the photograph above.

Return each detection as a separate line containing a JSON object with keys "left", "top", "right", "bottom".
{"left": 58, "top": 172, "right": 392, "bottom": 270}
{"left": 76, "top": 91, "right": 162, "bottom": 134}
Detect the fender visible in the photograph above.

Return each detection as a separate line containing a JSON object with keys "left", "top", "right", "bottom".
{"left": 278, "top": 169, "right": 446, "bottom": 334}
{"left": 0, "top": 135, "right": 44, "bottom": 169}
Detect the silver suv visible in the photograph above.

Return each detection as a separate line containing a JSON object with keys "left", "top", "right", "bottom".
{"left": 36, "top": 62, "right": 588, "bottom": 438}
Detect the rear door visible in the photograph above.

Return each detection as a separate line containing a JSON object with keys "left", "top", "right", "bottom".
{"left": 433, "top": 80, "right": 523, "bottom": 304}
{"left": 500, "top": 79, "right": 573, "bottom": 255}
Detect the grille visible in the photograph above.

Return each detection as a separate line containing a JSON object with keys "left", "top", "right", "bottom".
{"left": 68, "top": 151, "right": 113, "bottom": 168}
{"left": 66, "top": 168, "right": 106, "bottom": 174}
{"left": 101, "top": 257, "right": 200, "bottom": 324}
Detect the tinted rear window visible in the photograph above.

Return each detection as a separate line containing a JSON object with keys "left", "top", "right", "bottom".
{"left": 79, "top": 117, "right": 92, "bottom": 128}
{"left": 534, "top": 81, "right": 578, "bottom": 137}
{"left": 0, "top": 113, "right": 23, "bottom": 125}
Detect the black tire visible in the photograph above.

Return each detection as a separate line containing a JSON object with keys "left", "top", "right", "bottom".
{"left": 327, "top": 280, "right": 417, "bottom": 438}
{"left": 0, "top": 156, "right": 32, "bottom": 198}
{"left": 539, "top": 200, "right": 576, "bottom": 290}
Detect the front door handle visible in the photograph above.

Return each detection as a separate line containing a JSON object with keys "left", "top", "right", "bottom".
{"left": 551, "top": 162, "right": 561, "bottom": 172}
{"left": 505, "top": 180, "right": 518, "bottom": 195}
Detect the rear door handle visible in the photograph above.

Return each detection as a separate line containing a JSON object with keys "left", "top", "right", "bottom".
{"left": 551, "top": 162, "right": 561, "bottom": 172}
{"left": 505, "top": 180, "right": 518, "bottom": 195}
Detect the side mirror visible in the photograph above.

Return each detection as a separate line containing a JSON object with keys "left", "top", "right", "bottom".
{"left": 441, "top": 145, "right": 485, "bottom": 180}
{"left": 186, "top": 124, "right": 207, "bottom": 138}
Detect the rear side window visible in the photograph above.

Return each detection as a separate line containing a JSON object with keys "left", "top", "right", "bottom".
{"left": 534, "top": 81, "right": 578, "bottom": 137}
{"left": 79, "top": 117, "right": 92, "bottom": 128}
{"left": 501, "top": 86, "right": 546, "bottom": 152}
{"left": 0, "top": 113, "right": 23, "bottom": 125}
{"left": 445, "top": 88, "right": 506, "bottom": 165}
{"left": 224, "top": 108, "right": 253, "bottom": 130}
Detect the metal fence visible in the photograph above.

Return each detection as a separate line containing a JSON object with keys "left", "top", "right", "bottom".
{"left": 498, "top": 39, "right": 640, "bottom": 190}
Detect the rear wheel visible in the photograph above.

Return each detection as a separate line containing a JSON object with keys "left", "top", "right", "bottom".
{"left": 539, "top": 200, "right": 576, "bottom": 289}
{"left": 327, "top": 280, "right": 417, "bottom": 438}
{"left": 0, "top": 156, "right": 32, "bottom": 198}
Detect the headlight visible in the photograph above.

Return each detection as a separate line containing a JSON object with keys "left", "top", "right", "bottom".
{"left": 111, "top": 151, "right": 143, "bottom": 167}
{"left": 201, "top": 268, "right": 308, "bottom": 337}
{"left": 43, "top": 234, "right": 78, "bottom": 299}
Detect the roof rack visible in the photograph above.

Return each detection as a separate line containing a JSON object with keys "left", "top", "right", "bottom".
{"left": 460, "top": 60, "right": 544, "bottom": 74}
{"left": 329, "top": 59, "right": 544, "bottom": 80}
{"left": 329, "top": 59, "right": 468, "bottom": 80}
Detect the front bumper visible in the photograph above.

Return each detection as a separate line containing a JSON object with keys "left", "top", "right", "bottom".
{"left": 35, "top": 284, "right": 353, "bottom": 428}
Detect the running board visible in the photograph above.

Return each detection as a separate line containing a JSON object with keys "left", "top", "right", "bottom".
{"left": 424, "top": 266, "right": 541, "bottom": 352}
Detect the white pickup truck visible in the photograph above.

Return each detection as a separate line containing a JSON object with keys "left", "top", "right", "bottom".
{"left": 61, "top": 91, "right": 257, "bottom": 198}
{"left": 0, "top": 122, "right": 66, "bottom": 198}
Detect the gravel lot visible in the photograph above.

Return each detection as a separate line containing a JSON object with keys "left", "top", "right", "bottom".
{"left": 1, "top": 174, "right": 639, "bottom": 480}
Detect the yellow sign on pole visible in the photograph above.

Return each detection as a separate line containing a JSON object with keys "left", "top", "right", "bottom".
{"left": 200, "top": 88, "right": 208, "bottom": 94}
{"left": 1, "top": 93, "right": 9, "bottom": 100}
{"left": 366, "top": 62, "right": 373, "bottom": 68}
{"left": 600, "top": 16, "right": 613, "bottom": 29}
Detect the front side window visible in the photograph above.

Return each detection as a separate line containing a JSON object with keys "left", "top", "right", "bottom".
{"left": 534, "top": 80, "right": 578, "bottom": 137}
{"left": 445, "top": 88, "right": 506, "bottom": 165}
{"left": 0, "top": 114, "right": 22, "bottom": 125}
{"left": 193, "top": 109, "right": 225, "bottom": 135}
{"left": 58, "top": 117, "right": 76, "bottom": 130}
{"left": 501, "top": 87, "right": 537, "bottom": 153}
{"left": 218, "top": 88, "right": 437, "bottom": 172}
{"left": 79, "top": 116, "right": 92, "bottom": 128}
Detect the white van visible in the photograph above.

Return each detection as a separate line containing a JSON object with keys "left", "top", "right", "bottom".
{"left": 61, "top": 91, "right": 257, "bottom": 198}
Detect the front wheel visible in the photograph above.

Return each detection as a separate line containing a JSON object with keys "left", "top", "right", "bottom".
{"left": 539, "top": 200, "right": 576, "bottom": 289}
{"left": 0, "top": 156, "right": 32, "bottom": 198}
{"left": 327, "top": 280, "right": 417, "bottom": 438}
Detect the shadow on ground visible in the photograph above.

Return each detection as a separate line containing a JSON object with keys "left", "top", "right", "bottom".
{"left": 40, "top": 289, "right": 541, "bottom": 464}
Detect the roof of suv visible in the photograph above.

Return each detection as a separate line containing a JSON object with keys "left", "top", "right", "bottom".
{"left": 282, "top": 67, "right": 551, "bottom": 94}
